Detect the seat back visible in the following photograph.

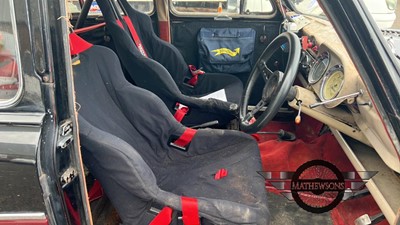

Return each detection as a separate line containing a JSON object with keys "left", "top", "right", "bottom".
{"left": 96, "top": 0, "right": 189, "bottom": 88}
{"left": 71, "top": 35, "right": 185, "bottom": 223}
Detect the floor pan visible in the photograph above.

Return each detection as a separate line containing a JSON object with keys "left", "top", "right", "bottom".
{"left": 257, "top": 116, "right": 388, "bottom": 225}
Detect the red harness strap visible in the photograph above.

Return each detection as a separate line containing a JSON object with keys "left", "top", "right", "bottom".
{"left": 122, "top": 15, "right": 148, "bottom": 57}
{"left": 69, "top": 33, "right": 93, "bottom": 55}
{"left": 181, "top": 197, "right": 200, "bottom": 225}
{"left": 149, "top": 207, "right": 173, "bottom": 225}
{"left": 88, "top": 180, "right": 104, "bottom": 202}
{"left": 64, "top": 192, "right": 81, "bottom": 225}
{"left": 187, "top": 65, "right": 205, "bottom": 87}
{"left": 173, "top": 128, "right": 196, "bottom": 148}
{"left": 174, "top": 103, "right": 189, "bottom": 122}
{"left": 116, "top": 19, "right": 124, "bottom": 29}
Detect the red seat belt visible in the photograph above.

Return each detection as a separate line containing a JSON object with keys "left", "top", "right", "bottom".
{"left": 64, "top": 192, "right": 81, "bottom": 225}
{"left": 149, "top": 207, "right": 173, "bottom": 225}
{"left": 69, "top": 33, "right": 93, "bottom": 56}
{"left": 173, "top": 128, "right": 196, "bottom": 149}
{"left": 174, "top": 103, "right": 189, "bottom": 122}
{"left": 88, "top": 180, "right": 104, "bottom": 202}
{"left": 187, "top": 65, "right": 205, "bottom": 87}
{"left": 181, "top": 197, "right": 200, "bottom": 225}
{"left": 116, "top": 19, "right": 124, "bottom": 29}
{"left": 122, "top": 15, "right": 148, "bottom": 57}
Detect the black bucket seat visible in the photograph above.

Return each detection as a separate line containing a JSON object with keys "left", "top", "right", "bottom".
{"left": 70, "top": 32, "right": 269, "bottom": 224}
{"left": 90, "top": 0, "right": 244, "bottom": 127}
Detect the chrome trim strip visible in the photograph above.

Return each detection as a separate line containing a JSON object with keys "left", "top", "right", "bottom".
{"left": 0, "top": 212, "right": 46, "bottom": 220}
{"left": 0, "top": 112, "right": 45, "bottom": 125}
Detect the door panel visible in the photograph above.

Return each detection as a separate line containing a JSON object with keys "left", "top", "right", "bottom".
{"left": 0, "top": 0, "right": 46, "bottom": 216}
{"left": 0, "top": 124, "right": 45, "bottom": 212}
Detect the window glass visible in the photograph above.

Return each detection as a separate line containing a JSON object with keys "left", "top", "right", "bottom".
{"left": 289, "top": 0, "right": 399, "bottom": 29}
{"left": 71, "top": 0, "right": 154, "bottom": 15}
{"left": 0, "top": 0, "right": 22, "bottom": 107}
{"left": 171, "top": 0, "right": 274, "bottom": 16}
{"left": 289, "top": 0, "right": 400, "bottom": 63}
{"left": 243, "top": 0, "right": 274, "bottom": 15}
{"left": 127, "top": 0, "right": 154, "bottom": 13}
{"left": 67, "top": 0, "right": 82, "bottom": 14}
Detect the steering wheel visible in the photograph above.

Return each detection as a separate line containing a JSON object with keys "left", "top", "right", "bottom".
{"left": 240, "top": 32, "right": 301, "bottom": 133}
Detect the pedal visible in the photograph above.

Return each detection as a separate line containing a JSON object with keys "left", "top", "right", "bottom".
{"left": 354, "top": 213, "right": 385, "bottom": 225}
{"left": 343, "top": 188, "right": 370, "bottom": 201}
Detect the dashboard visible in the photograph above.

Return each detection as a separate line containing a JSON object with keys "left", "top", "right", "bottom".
{"left": 287, "top": 15, "right": 400, "bottom": 173}
{"left": 299, "top": 42, "right": 361, "bottom": 108}
{"left": 306, "top": 46, "right": 346, "bottom": 107}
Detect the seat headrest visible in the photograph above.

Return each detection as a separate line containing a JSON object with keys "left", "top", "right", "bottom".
{"left": 69, "top": 32, "right": 93, "bottom": 56}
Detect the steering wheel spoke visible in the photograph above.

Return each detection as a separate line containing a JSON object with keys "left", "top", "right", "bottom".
{"left": 259, "top": 61, "right": 274, "bottom": 82}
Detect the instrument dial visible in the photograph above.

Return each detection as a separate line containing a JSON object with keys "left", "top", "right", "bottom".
{"left": 321, "top": 65, "right": 344, "bottom": 100}
{"left": 308, "top": 52, "right": 330, "bottom": 84}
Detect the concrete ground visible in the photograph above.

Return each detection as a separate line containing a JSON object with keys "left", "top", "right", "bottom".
{"left": 267, "top": 192, "right": 333, "bottom": 225}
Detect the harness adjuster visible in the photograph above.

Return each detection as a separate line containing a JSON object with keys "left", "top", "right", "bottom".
{"left": 174, "top": 103, "right": 188, "bottom": 111}
{"left": 186, "top": 65, "right": 205, "bottom": 87}
{"left": 174, "top": 103, "right": 189, "bottom": 122}
{"left": 168, "top": 128, "right": 197, "bottom": 151}
{"left": 168, "top": 139, "right": 188, "bottom": 151}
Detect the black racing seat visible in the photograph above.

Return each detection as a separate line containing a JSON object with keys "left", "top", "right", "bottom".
{"left": 70, "top": 33, "right": 269, "bottom": 224}
{"left": 92, "top": 0, "right": 243, "bottom": 127}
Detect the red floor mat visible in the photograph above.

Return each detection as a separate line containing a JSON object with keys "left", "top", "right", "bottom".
{"left": 331, "top": 195, "right": 389, "bottom": 225}
{"left": 257, "top": 117, "right": 388, "bottom": 224}
{"left": 259, "top": 132, "right": 354, "bottom": 173}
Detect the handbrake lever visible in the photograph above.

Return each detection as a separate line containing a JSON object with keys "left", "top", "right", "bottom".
{"left": 190, "top": 120, "right": 219, "bottom": 129}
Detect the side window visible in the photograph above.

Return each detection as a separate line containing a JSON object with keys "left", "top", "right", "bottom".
{"left": 69, "top": 0, "right": 155, "bottom": 15}
{"left": 127, "top": 0, "right": 154, "bottom": 14}
{"left": 68, "top": 0, "right": 82, "bottom": 14}
{"left": 170, "top": 0, "right": 274, "bottom": 16}
{"left": 0, "top": 0, "right": 22, "bottom": 108}
{"left": 243, "top": 0, "right": 274, "bottom": 15}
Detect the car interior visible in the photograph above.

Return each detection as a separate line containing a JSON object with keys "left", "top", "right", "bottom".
{"left": 58, "top": 0, "right": 400, "bottom": 224}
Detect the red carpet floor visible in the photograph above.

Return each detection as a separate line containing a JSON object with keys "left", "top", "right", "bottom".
{"left": 257, "top": 115, "right": 388, "bottom": 225}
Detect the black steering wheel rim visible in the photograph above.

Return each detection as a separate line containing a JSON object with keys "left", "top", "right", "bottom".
{"left": 240, "top": 32, "right": 301, "bottom": 133}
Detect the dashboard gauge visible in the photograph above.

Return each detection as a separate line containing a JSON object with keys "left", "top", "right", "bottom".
{"left": 321, "top": 65, "right": 344, "bottom": 100}
{"left": 308, "top": 51, "right": 330, "bottom": 84}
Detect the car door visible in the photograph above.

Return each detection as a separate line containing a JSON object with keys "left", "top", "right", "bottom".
{"left": 0, "top": 0, "right": 91, "bottom": 224}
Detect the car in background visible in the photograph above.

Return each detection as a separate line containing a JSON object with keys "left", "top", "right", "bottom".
{"left": 291, "top": 0, "right": 397, "bottom": 29}
{"left": 365, "top": 0, "right": 397, "bottom": 29}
